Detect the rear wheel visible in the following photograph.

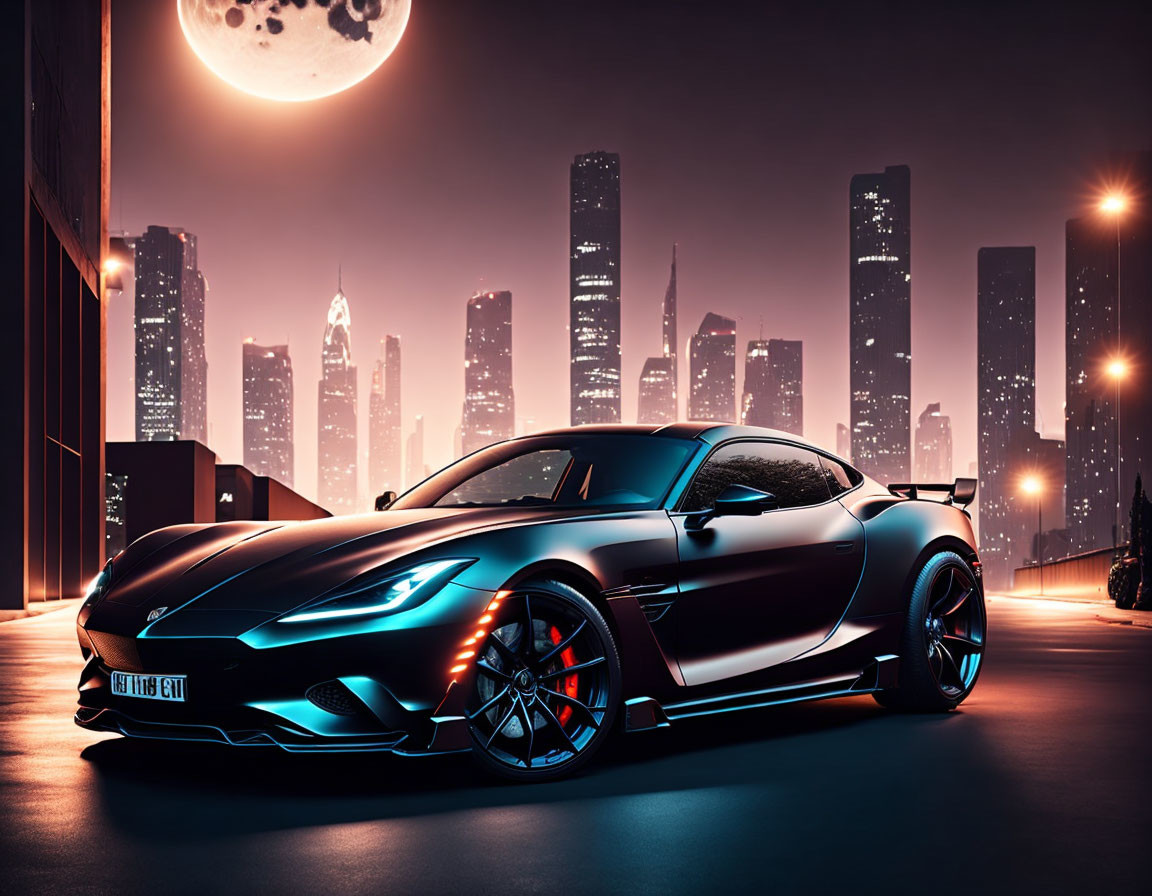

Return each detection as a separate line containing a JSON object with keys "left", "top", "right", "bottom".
{"left": 465, "top": 581, "right": 621, "bottom": 781}
{"left": 874, "top": 551, "right": 986, "bottom": 712}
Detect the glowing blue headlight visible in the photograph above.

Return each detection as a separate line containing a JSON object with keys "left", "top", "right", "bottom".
{"left": 277, "top": 558, "right": 474, "bottom": 624}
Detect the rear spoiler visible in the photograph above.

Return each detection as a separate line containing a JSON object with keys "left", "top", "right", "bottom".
{"left": 887, "top": 478, "right": 977, "bottom": 508}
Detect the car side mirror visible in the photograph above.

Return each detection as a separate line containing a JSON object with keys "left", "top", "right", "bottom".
{"left": 685, "top": 485, "right": 778, "bottom": 530}
{"left": 374, "top": 490, "right": 397, "bottom": 511}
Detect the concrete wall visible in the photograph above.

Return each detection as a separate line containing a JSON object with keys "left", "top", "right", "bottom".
{"left": 1013, "top": 545, "right": 1118, "bottom": 601}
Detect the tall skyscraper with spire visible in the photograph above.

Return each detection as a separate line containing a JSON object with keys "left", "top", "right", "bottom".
{"left": 570, "top": 151, "right": 622, "bottom": 425}
{"left": 689, "top": 313, "right": 736, "bottom": 422}
{"left": 242, "top": 340, "right": 294, "bottom": 486}
{"left": 462, "top": 290, "right": 514, "bottom": 454}
{"left": 317, "top": 277, "right": 357, "bottom": 513}
{"left": 849, "top": 165, "right": 911, "bottom": 484}
{"left": 134, "top": 225, "right": 208, "bottom": 442}
{"left": 638, "top": 244, "right": 679, "bottom": 423}
{"left": 369, "top": 335, "right": 402, "bottom": 495}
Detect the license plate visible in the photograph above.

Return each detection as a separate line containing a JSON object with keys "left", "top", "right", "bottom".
{"left": 110, "top": 671, "right": 187, "bottom": 702}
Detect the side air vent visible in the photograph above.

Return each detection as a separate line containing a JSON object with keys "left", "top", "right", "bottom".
{"left": 305, "top": 680, "right": 364, "bottom": 716}
{"left": 89, "top": 632, "right": 144, "bottom": 672}
{"left": 638, "top": 599, "right": 676, "bottom": 623}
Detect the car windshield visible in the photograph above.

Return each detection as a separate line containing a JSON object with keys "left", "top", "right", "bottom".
{"left": 390, "top": 435, "right": 698, "bottom": 511}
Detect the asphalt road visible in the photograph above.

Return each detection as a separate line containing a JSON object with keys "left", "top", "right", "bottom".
{"left": 1, "top": 596, "right": 1149, "bottom": 895}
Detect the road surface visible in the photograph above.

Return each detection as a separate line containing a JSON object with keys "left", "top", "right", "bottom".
{"left": 1, "top": 596, "right": 1149, "bottom": 894}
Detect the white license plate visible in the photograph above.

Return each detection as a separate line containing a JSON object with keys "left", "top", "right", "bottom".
{"left": 110, "top": 671, "right": 187, "bottom": 702}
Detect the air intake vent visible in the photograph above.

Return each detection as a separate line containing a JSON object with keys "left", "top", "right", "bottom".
{"left": 305, "top": 680, "right": 363, "bottom": 716}
{"left": 639, "top": 599, "right": 675, "bottom": 623}
{"left": 89, "top": 632, "right": 143, "bottom": 672}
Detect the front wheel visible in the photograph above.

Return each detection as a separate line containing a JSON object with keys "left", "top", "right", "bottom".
{"left": 874, "top": 551, "right": 986, "bottom": 712}
{"left": 465, "top": 580, "right": 621, "bottom": 782}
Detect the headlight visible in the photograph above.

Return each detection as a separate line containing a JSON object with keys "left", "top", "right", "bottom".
{"left": 83, "top": 561, "right": 113, "bottom": 607}
{"left": 277, "top": 559, "right": 475, "bottom": 624}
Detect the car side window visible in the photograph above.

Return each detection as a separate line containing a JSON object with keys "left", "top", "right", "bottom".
{"left": 819, "top": 456, "right": 860, "bottom": 496}
{"left": 681, "top": 442, "right": 832, "bottom": 513}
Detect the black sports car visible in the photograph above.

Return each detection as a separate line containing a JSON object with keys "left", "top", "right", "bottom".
{"left": 76, "top": 424, "right": 985, "bottom": 781}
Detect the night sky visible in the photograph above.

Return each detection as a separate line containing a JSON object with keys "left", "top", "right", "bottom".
{"left": 108, "top": 0, "right": 1152, "bottom": 503}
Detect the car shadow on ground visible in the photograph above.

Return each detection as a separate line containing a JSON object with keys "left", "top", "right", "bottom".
{"left": 79, "top": 696, "right": 963, "bottom": 841}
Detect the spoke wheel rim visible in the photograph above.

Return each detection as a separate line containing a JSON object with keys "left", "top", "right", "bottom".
{"left": 467, "top": 590, "right": 610, "bottom": 772}
{"left": 923, "top": 563, "right": 986, "bottom": 699}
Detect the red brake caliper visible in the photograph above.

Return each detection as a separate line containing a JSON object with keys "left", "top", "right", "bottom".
{"left": 548, "top": 625, "right": 578, "bottom": 726}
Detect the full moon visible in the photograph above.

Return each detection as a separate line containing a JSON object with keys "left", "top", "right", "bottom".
{"left": 177, "top": 0, "right": 411, "bottom": 102}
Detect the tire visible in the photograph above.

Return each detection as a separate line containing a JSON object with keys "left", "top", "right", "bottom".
{"left": 874, "top": 550, "right": 987, "bottom": 712}
{"left": 465, "top": 579, "right": 621, "bottom": 782}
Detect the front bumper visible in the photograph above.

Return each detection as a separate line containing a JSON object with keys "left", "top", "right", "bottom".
{"left": 75, "top": 582, "right": 493, "bottom": 755}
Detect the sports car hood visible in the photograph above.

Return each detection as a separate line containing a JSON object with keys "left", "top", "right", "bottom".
{"left": 100, "top": 507, "right": 584, "bottom": 623}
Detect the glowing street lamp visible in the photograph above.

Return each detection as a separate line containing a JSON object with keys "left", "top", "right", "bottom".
{"left": 1106, "top": 357, "right": 1129, "bottom": 550}
{"left": 1100, "top": 195, "right": 1127, "bottom": 214}
{"left": 1021, "top": 476, "right": 1044, "bottom": 595}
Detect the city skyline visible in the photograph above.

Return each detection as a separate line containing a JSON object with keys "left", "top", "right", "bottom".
{"left": 105, "top": 0, "right": 1149, "bottom": 510}
{"left": 242, "top": 340, "right": 294, "bottom": 487}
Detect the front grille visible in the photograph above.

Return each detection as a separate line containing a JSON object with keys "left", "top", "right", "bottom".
{"left": 88, "top": 631, "right": 143, "bottom": 672}
{"left": 306, "top": 680, "right": 362, "bottom": 716}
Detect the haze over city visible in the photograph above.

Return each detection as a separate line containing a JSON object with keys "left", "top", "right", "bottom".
{"left": 107, "top": 0, "right": 1150, "bottom": 504}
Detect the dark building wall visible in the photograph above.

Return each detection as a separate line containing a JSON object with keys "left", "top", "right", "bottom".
{"left": 637, "top": 356, "right": 675, "bottom": 424}
{"left": 369, "top": 335, "right": 402, "bottom": 495}
{"left": 106, "top": 441, "right": 217, "bottom": 547}
{"left": 570, "top": 151, "right": 622, "bottom": 425}
{"left": 1, "top": 1, "right": 108, "bottom": 608}
{"left": 849, "top": 165, "right": 911, "bottom": 485}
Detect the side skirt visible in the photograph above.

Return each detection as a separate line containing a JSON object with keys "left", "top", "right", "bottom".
{"left": 625, "top": 654, "right": 899, "bottom": 730}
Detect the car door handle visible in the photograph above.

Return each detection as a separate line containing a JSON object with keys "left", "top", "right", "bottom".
{"left": 833, "top": 542, "right": 855, "bottom": 553}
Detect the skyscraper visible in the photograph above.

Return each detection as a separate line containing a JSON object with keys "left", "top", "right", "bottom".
{"left": 1065, "top": 152, "right": 1152, "bottom": 552}
{"left": 914, "top": 402, "right": 952, "bottom": 482}
{"left": 406, "top": 415, "right": 424, "bottom": 488}
{"left": 637, "top": 357, "right": 676, "bottom": 424}
{"left": 661, "top": 244, "right": 678, "bottom": 414}
{"left": 741, "top": 338, "right": 802, "bottom": 433}
{"left": 2, "top": 2, "right": 109, "bottom": 608}
{"left": 317, "top": 285, "right": 357, "bottom": 514}
{"left": 689, "top": 314, "right": 736, "bottom": 422}
{"left": 462, "top": 290, "right": 514, "bottom": 455}
{"left": 849, "top": 165, "right": 911, "bottom": 484}
{"left": 570, "top": 151, "right": 621, "bottom": 425}
{"left": 242, "top": 341, "right": 294, "bottom": 487}
{"left": 637, "top": 244, "right": 679, "bottom": 424}
{"left": 369, "top": 335, "right": 402, "bottom": 495}
{"left": 836, "top": 424, "right": 851, "bottom": 460}
{"left": 977, "top": 247, "right": 1036, "bottom": 587}
{"left": 134, "top": 225, "right": 208, "bottom": 443}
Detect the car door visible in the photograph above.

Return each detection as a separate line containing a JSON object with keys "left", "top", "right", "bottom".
{"left": 670, "top": 440, "right": 865, "bottom": 686}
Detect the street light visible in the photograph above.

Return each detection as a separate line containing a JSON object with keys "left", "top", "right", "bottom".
{"left": 1106, "top": 357, "right": 1129, "bottom": 551}
{"left": 1100, "top": 192, "right": 1129, "bottom": 551}
{"left": 1021, "top": 476, "right": 1044, "bottom": 595}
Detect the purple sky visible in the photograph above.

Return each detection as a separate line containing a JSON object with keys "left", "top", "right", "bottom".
{"left": 108, "top": 0, "right": 1152, "bottom": 504}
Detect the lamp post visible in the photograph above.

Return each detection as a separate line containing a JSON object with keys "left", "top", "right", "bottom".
{"left": 1106, "top": 358, "right": 1128, "bottom": 552}
{"left": 1100, "top": 194, "right": 1127, "bottom": 552}
{"left": 1022, "top": 476, "right": 1043, "bottom": 595}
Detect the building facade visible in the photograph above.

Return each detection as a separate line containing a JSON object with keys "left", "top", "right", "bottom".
{"left": 741, "top": 339, "right": 802, "bottom": 434}
{"left": 369, "top": 335, "right": 402, "bottom": 495}
{"left": 689, "top": 313, "right": 737, "bottom": 423}
{"left": 836, "top": 423, "right": 851, "bottom": 460}
{"left": 849, "top": 164, "right": 911, "bottom": 484}
{"left": 661, "top": 244, "right": 678, "bottom": 416}
{"left": 914, "top": 402, "right": 952, "bottom": 482}
{"left": 570, "top": 151, "right": 622, "bottom": 425}
{"left": 1, "top": 0, "right": 109, "bottom": 607}
{"left": 317, "top": 287, "right": 357, "bottom": 514}
{"left": 242, "top": 341, "right": 293, "bottom": 487}
{"left": 406, "top": 415, "right": 425, "bottom": 488}
{"left": 977, "top": 247, "right": 1037, "bottom": 587}
{"left": 134, "top": 225, "right": 207, "bottom": 443}
{"left": 637, "top": 357, "right": 676, "bottom": 424}
{"left": 462, "top": 290, "right": 514, "bottom": 455}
